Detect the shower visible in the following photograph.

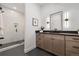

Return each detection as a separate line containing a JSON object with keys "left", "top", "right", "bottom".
{"left": 0, "top": 4, "right": 24, "bottom": 53}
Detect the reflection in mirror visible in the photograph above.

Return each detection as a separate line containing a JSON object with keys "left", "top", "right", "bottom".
{"left": 50, "top": 11, "right": 63, "bottom": 31}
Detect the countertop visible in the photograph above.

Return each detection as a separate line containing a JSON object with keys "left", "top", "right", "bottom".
{"left": 36, "top": 30, "right": 79, "bottom": 37}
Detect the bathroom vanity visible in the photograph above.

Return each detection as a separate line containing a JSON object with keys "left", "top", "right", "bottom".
{"left": 36, "top": 30, "right": 79, "bottom": 56}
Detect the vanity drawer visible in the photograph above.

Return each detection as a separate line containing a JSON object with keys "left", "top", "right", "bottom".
{"left": 66, "top": 50, "right": 79, "bottom": 56}
{"left": 66, "top": 36, "right": 79, "bottom": 42}
{"left": 43, "top": 34, "right": 53, "bottom": 39}
{"left": 66, "top": 36, "right": 79, "bottom": 56}
{"left": 52, "top": 35, "right": 64, "bottom": 40}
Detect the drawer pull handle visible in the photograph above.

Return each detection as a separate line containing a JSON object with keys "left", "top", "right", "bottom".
{"left": 51, "top": 38, "right": 55, "bottom": 40}
{"left": 72, "top": 38, "right": 79, "bottom": 40}
{"left": 38, "top": 38, "right": 41, "bottom": 40}
{"left": 72, "top": 46, "right": 79, "bottom": 49}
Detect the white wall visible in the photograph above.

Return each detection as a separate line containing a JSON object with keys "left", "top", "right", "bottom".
{"left": 25, "top": 3, "right": 41, "bottom": 53}
{"left": 0, "top": 5, "right": 25, "bottom": 44}
{"left": 40, "top": 3, "right": 79, "bottom": 31}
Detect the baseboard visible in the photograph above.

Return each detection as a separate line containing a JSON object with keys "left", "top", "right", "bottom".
{"left": 0, "top": 42, "right": 24, "bottom": 52}
{"left": 24, "top": 46, "right": 36, "bottom": 53}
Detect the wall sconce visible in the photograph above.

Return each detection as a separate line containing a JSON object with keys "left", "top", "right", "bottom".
{"left": 64, "top": 11, "right": 70, "bottom": 29}
{"left": 64, "top": 11, "right": 69, "bottom": 21}
{"left": 65, "top": 18, "right": 68, "bottom": 21}
{"left": 64, "top": 18, "right": 69, "bottom": 28}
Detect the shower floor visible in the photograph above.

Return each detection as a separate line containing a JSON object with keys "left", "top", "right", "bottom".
{"left": 0, "top": 40, "right": 24, "bottom": 49}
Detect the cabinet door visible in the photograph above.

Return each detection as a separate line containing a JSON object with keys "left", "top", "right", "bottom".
{"left": 36, "top": 33, "right": 44, "bottom": 48}
{"left": 52, "top": 35, "right": 65, "bottom": 56}
{"left": 50, "top": 37, "right": 55, "bottom": 53}
{"left": 66, "top": 36, "right": 79, "bottom": 56}
{"left": 36, "top": 33, "right": 40, "bottom": 47}
{"left": 43, "top": 34, "right": 55, "bottom": 52}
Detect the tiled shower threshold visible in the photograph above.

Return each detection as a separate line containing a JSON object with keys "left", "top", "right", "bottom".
{"left": 0, "top": 40, "right": 24, "bottom": 49}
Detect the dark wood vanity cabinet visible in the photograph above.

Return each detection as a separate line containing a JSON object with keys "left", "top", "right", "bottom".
{"left": 36, "top": 33, "right": 65, "bottom": 56}
{"left": 36, "top": 31, "right": 79, "bottom": 56}
{"left": 66, "top": 36, "right": 79, "bottom": 56}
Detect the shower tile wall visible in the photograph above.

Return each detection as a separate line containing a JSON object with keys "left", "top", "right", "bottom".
{"left": 0, "top": 4, "right": 25, "bottom": 44}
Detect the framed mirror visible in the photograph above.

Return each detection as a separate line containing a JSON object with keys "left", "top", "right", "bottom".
{"left": 50, "top": 11, "right": 63, "bottom": 30}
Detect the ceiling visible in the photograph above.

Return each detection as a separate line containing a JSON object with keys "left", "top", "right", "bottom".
{"left": 0, "top": 3, "right": 25, "bottom": 14}
{"left": 1, "top": 3, "right": 79, "bottom": 14}
{"left": 38, "top": 3, "right": 79, "bottom": 7}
